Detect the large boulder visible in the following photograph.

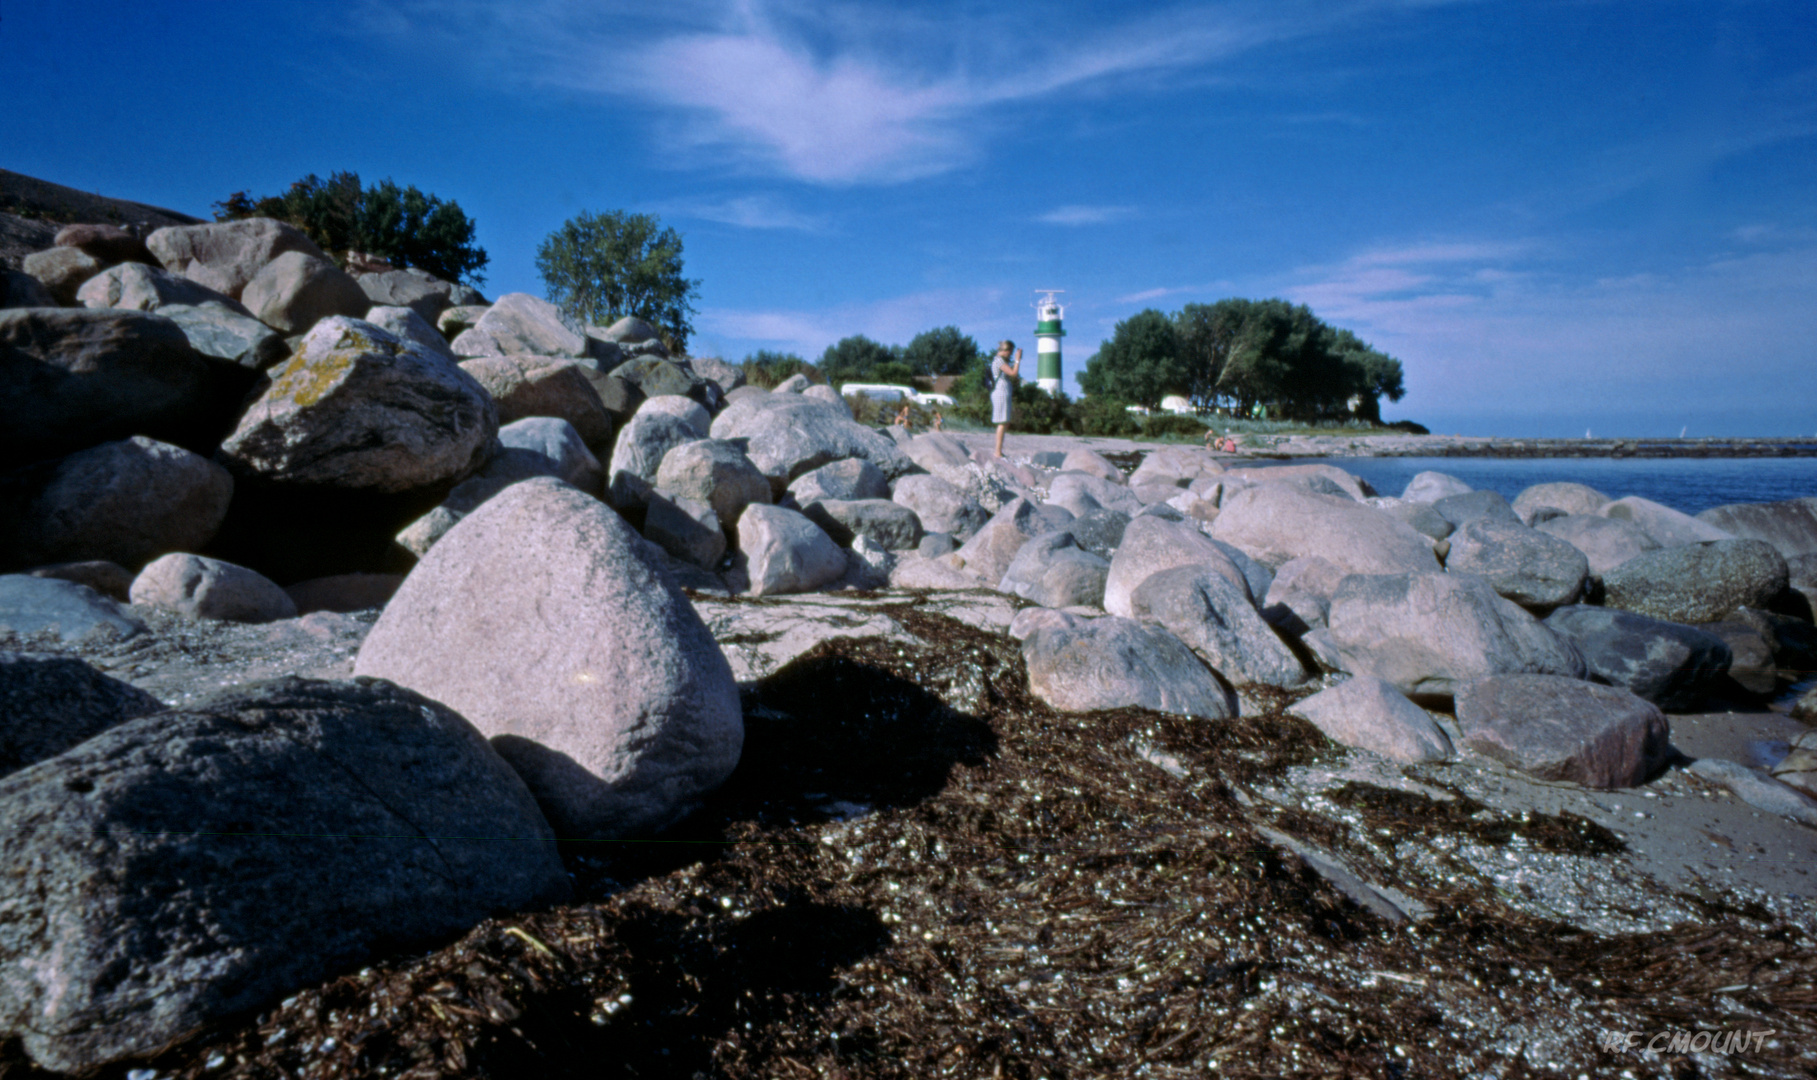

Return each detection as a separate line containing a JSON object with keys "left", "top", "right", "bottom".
{"left": 362, "top": 304, "right": 458, "bottom": 362}
{"left": 145, "top": 218, "right": 328, "bottom": 300}
{"left": 154, "top": 301, "right": 289, "bottom": 369}
{"left": 130, "top": 553, "right": 297, "bottom": 623}
{"left": 357, "top": 478, "right": 742, "bottom": 835}
{"left": 1600, "top": 539, "right": 1789, "bottom": 624}
{"left": 1455, "top": 674, "right": 1669, "bottom": 788}
{"left": 1105, "top": 513, "right": 1249, "bottom": 618}
{"left": 393, "top": 447, "right": 569, "bottom": 557}
{"left": 736, "top": 504, "right": 848, "bottom": 596}
{"left": 1129, "top": 446, "right": 1223, "bottom": 489}
{"left": 240, "top": 251, "right": 370, "bottom": 334}
{"left": 1060, "top": 448, "right": 1123, "bottom": 484}
{"left": 1543, "top": 605, "right": 1733, "bottom": 710}
{"left": 610, "top": 357, "right": 708, "bottom": 405}
{"left": 1534, "top": 513, "right": 1661, "bottom": 576}
{"left": 0, "top": 308, "right": 218, "bottom": 469}
{"left": 0, "top": 575, "right": 145, "bottom": 642}
{"left": 0, "top": 269, "right": 55, "bottom": 309}
{"left": 1431, "top": 489, "right": 1519, "bottom": 528}
{"left": 1290, "top": 676, "right": 1452, "bottom": 763}
{"left": 356, "top": 267, "right": 480, "bottom": 323}
{"left": 709, "top": 393, "right": 914, "bottom": 493}
{"left": 1261, "top": 555, "right": 1347, "bottom": 633}
{"left": 643, "top": 494, "right": 726, "bottom": 569}
{"left": 1400, "top": 471, "right": 1472, "bottom": 503}
{"left": 53, "top": 223, "right": 152, "bottom": 265}
{"left": 1600, "top": 495, "right": 1733, "bottom": 548}
{"left": 1059, "top": 508, "right": 1132, "bottom": 561}
{"left": 1022, "top": 618, "right": 1234, "bottom": 719}
{"left": 687, "top": 355, "right": 746, "bottom": 395}
{"left": 0, "top": 651, "right": 163, "bottom": 778}
{"left": 787, "top": 458, "right": 889, "bottom": 504}
{"left": 1371, "top": 498, "right": 1455, "bottom": 541}
{"left": 497, "top": 416, "right": 603, "bottom": 494}
{"left": 1211, "top": 485, "right": 1439, "bottom": 575}
{"left": 655, "top": 438, "right": 771, "bottom": 531}
{"left": 954, "top": 497, "right": 1065, "bottom": 587}
{"left": 1128, "top": 564, "right": 1307, "bottom": 687}
{"left": 902, "top": 431, "right": 972, "bottom": 470}
{"left": 1049, "top": 470, "right": 1143, "bottom": 517}
{"left": 2, "top": 436, "right": 232, "bottom": 572}
{"left": 638, "top": 393, "right": 712, "bottom": 438}
{"left": 20, "top": 247, "right": 104, "bottom": 305}
{"left": 802, "top": 498, "right": 925, "bottom": 551}
{"left": 459, "top": 355, "right": 613, "bottom": 448}
{"left": 890, "top": 473, "right": 990, "bottom": 540}
{"left": 997, "top": 531, "right": 1110, "bottom": 609}
{"left": 450, "top": 292, "right": 601, "bottom": 359}
{"left": 608, "top": 399, "right": 710, "bottom": 509}
{"left": 1442, "top": 518, "right": 1589, "bottom": 611}
{"left": 1223, "top": 463, "right": 1369, "bottom": 501}
{"left": 1697, "top": 497, "right": 1817, "bottom": 559}
{"left": 75, "top": 261, "right": 246, "bottom": 314}
{"left": 1325, "top": 572, "right": 1585, "bottom": 702}
{"left": 218, "top": 316, "right": 497, "bottom": 492}
{"left": 1512, "top": 481, "right": 1609, "bottom": 523}
{"left": 0, "top": 677, "right": 569, "bottom": 1072}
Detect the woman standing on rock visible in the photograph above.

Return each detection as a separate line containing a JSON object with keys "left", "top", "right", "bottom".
{"left": 991, "top": 339, "right": 1022, "bottom": 458}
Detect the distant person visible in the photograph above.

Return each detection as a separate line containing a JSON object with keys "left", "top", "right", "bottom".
{"left": 931, "top": 409, "right": 945, "bottom": 432}
{"left": 894, "top": 402, "right": 912, "bottom": 430}
{"left": 990, "top": 339, "right": 1022, "bottom": 458}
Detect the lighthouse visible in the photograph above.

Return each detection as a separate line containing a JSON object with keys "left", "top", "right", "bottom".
{"left": 1034, "top": 290, "right": 1065, "bottom": 394}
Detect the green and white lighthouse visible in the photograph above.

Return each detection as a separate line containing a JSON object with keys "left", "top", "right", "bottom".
{"left": 1034, "top": 290, "right": 1065, "bottom": 394}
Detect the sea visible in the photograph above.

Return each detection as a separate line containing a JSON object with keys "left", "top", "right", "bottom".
{"left": 1246, "top": 457, "right": 1817, "bottom": 516}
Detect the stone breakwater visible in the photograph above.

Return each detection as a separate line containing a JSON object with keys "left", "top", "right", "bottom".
{"left": 2, "top": 215, "right": 1817, "bottom": 1076}
{"left": 1248, "top": 433, "right": 1817, "bottom": 459}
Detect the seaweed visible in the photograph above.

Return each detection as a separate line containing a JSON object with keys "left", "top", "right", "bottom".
{"left": 1327, "top": 781, "right": 1629, "bottom": 856}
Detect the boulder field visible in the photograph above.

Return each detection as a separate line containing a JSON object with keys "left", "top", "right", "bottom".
{"left": 4, "top": 216, "right": 1817, "bottom": 1074}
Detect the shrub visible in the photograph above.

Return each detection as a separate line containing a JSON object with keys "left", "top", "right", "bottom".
{"left": 1140, "top": 414, "right": 1209, "bottom": 439}
{"left": 1065, "top": 396, "right": 1141, "bottom": 437}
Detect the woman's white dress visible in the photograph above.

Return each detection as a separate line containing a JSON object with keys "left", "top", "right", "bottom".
{"left": 990, "top": 358, "right": 1014, "bottom": 424}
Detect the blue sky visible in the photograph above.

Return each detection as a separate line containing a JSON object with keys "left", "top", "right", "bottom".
{"left": 4, "top": 0, "right": 1814, "bottom": 436}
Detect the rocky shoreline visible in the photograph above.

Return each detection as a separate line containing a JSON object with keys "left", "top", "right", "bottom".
{"left": 3, "top": 214, "right": 1817, "bottom": 1078}
{"left": 1242, "top": 433, "right": 1817, "bottom": 459}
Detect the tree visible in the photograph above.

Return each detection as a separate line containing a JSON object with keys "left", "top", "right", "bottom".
{"left": 213, "top": 172, "right": 487, "bottom": 285}
{"left": 902, "top": 326, "right": 984, "bottom": 377}
{"left": 740, "top": 350, "right": 817, "bottom": 389}
{"left": 535, "top": 210, "right": 700, "bottom": 351}
{"left": 818, "top": 335, "right": 905, "bottom": 385}
{"left": 1077, "top": 309, "right": 1188, "bottom": 409}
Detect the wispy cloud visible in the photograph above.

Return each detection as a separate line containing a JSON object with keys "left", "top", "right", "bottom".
{"left": 651, "top": 194, "right": 829, "bottom": 231}
{"left": 694, "top": 285, "right": 1008, "bottom": 359}
{"left": 1038, "top": 204, "right": 1136, "bottom": 226}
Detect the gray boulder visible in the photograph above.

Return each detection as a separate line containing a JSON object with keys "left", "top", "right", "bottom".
{"left": 1060, "top": 448, "right": 1123, "bottom": 483}
{"left": 638, "top": 393, "right": 712, "bottom": 438}
{"left": 788, "top": 458, "right": 889, "bottom": 504}
{"left": 362, "top": 304, "right": 458, "bottom": 362}
{"left": 0, "top": 677, "right": 569, "bottom": 1072}
{"left": 1325, "top": 572, "right": 1585, "bottom": 702}
{"left": 451, "top": 292, "right": 603, "bottom": 359}
{"left": 902, "top": 431, "right": 972, "bottom": 470}
{"left": 802, "top": 498, "right": 925, "bottom": 551}
{"left": 0, "top": 309, "right": 217, "bottom": 469}
{"left": 1456, "top": 674, "right": 1669, "bottom": 788}
{"left": 1261, "top": 555, "right": 1347, "bottom": 633}
{"left": 612, "top": 357, "right": 706, "bottom": 403}
{"left": 1129, "top": 564, "right": 1307, "bottom": 687}
{"left": 688, "top": 355, "right": 747, "bottom": 395}
{"left": 608, "top": 401, "right": 710, "bottom": 509}
{"left": 1059, "top": 508, "right": 1131, "bottom": 560}
{"left": 0, "top": 268, "right": 55, "bottom": 309}
{"left": 1290, "top": 676, "right": 1452, "bottom": 763}
{"left": 891, "top": 474, "right": 990, "bottom": 540}
{"left": 145, "top": 217, "right": 328, "bottom": 300}
{"left": 497, "top": 416, "right": 603, "bottom": 494}
{"left": 1534, "top": 513, "right": 1661, "bottom": 576}
{"left": 1049, "top": 470, "right": 1143, "bottom": 517}
{"left": 955, "top": 497, "right": 1064, "bottom": 586}
{"left": 24, "top": 561, "right": 134, "bottom": 602}
{"left": 1699, "top": 619, "right": 1777, "bottom": 696}
{"left": 737, "top": 504, "right": 847, "bottom": 596}
{"left": 1105, "top": 513, "right": 1249, "bottom": 618}
{"left": 3, "top": 436, "right": 232, "bottom": 572}
{"left": 1431, "top": 489, "right": 1519, "bottom": 528}
{"left": 437, "top": 303, "right": 489, "bottom": 340}
{"left": 1400, "top": 470, "right": 1472, "bottom": 503}
{"left": 1600, "top": 495, "right": 1733, "bottom": 548}
{"left": 772, "top": 372, "right": 812, "bottom": 393}
{"left": 1372, "top": 498, "right": 1455, "bottom": 541}
{"left": 1442, "top": 517, "right": 1589, "bottom": 611}
{"left": 1008, "top": 606, "right": 1085, "bottom": 641}
{"left": 0, "top": 651, "right": 163, "bottom": 777}
{"left": 220, "top": 317, "right": 497, "bottom": 493}
{"left": 394, "top": 448, "right": 567, "bottom": 557}
{"left": 155, "top": 301, "right": 289, "bottom": 369}
{"left": 0, "top": 575, "right": 145, "bottom": 642}
{"left": 1543, "top": 605, "right": 1732, "bottom": 710}
{"left": 1211, "top": 484, "right": 1439, "bottom": 575}
{"left": 459, "top": 354, "right": 613, "bottom": 448}
{"left": 240, "top": 251, "right": 370, "bottom": 334}
{"left": 21, "top": 247, "right": 104, "bottom": 305}
{"left": 1129, "top": 446, "right": 1223, "bottom": 488}
{"left": 1223, "top": 464, "right": 1368, "bottom": 501}
{"left": 130, "top": 553, "right": 297, "bottom": 623}
{"left": 997, "top": 531, "right": 1110, "bottom": 609}
{"left": 357, "top": 478, "right": 742, "bottom": 836}
{"left": 596, "top": 315, "right": 659, "bottom": 344}
{"left": 75, "top": 261, "right": 247, "bottom": 314}
{"left": 52, "top": 223, "right": 152, "bottom": 265}
{"left": 1601, "top": 539, "right": 1789, "bottom": 624}
{"left": 709, "top": 393, "right": 915, "bottom": 493}
{"left": 1512, "top": 481, "right": 1609, "bottom": 523}
{"left": 644, "top": 493, "right": 726, "bottom": 568}
{"left": 356, "top": 267, "right": 476, "bottom": 323}
{"left": 1022, "top": 618, "right": 1234, "bottom": 719}
{"left": 655, "top": 438, "right": 771, "bottom": 532}
{"left": 1697, "top": 496, "right": 1817, "bottom": 559}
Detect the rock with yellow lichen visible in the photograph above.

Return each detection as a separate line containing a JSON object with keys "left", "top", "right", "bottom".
{"left": 218, "top": 315, "right": 497, "bottom": 492}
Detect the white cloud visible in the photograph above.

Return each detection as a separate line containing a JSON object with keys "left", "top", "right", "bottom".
{"left": 1038, "top": 204, "right": 1136, "bottom": 226}
{"left": 651, "top": 194, "right": 829, "bottom": 231}
{"left": 696, "top": 285, "right": 1008, "bottom": 359}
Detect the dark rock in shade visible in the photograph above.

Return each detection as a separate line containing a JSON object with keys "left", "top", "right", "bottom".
{"left": 0, "top": 651, "right": 163, "bottom": 777}
{"left": 154, "top": 301, "right": 289, "bottom": 369}
{"left": 206, "top": 477, "right": 439, "bottom": 584}
{"left": 20, "top": 247, "right": 104, "bottom": 304}
{"left": 283, "top": 572, "right": 402, "bottom": 614}
{"left": 573, "top": 368, "right": 646, "bottom": 432}
{"left": 1699, "top": 619, "right": 1778, "bottom": 697}
{"left": 802, "top": 498, "right": 925, "bottom": 551}
{"left": 0, "top": 436, "right": 232, "bottom": 573}
{"left": 1129, "top": 564, "right": 1308, "bottom": 688}
{"left": 0, "top": 676, "right": 570, "bottom": 1073}
{"left": 687, "top": 354, "right": 747, "bottom": 395}
{"left": 0, "top": 268, "right": 55, "bottom": 309}
{"left": 1442, "top": 517, "right": 1589, "bottom": 612}
{"left": 1375, "top": 498, "right": 1456, "bottom": 541}
{"left": 1600, "top": 539, "right": 1789, "bottom": 624}
{"left": 1696, "top": 496, "right": 1817, "bottom": 559}
{"left": 1210, "top": 538, "right": 1275, "bottom": 602}
{"left": 1022, "top": 617, "right": 1235, "bottom": 719}
{"left": 1725, "top": 607, "right": 1817, "bottom": 676}
{"left": 1431, "top": 489, "right": 1520, "bottom": 529}
{"left": 1056, "top": 507, "right": 1131, "bottom": 561}
{"left": 1542, "top": 605, "right": 1732, "bottom": 710}
{"left": 611, "top": 356, "right": 701, "bottom": 402}
{"left": 1456, "top": 674, "right": 1671, "bottom": 789}
{"left": 0, "top": 308, "right": 219, "bottom": 469}
{"left": 25, "top": 561, "right": 134, "bottom": 602}
{"left": 0, "top": 574, "right": 146, "bottom": 642}
{"left": 997, "top": 531, "right": 1111, "bottom": 609}
{"left": 53, "top": 222, "right": 153, "bottom": 264}
{"left": 356, "top": 267, "right": 472, "bottom": 323}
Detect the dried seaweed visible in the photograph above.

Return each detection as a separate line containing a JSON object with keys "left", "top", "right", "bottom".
{"left": 1327, "top": 781, "right": 1629, "bottom": 856}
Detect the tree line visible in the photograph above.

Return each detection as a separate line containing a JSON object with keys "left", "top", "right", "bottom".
{"left": 1080, "top": 299, "right": 1406, "bottom": 421}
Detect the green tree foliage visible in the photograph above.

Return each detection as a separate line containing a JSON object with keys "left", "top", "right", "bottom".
{"left": 818, "top": 335, "right": 913, "bottom": 385}
{"left": 213, "top": 172, "right": 487, "bottom": 285}
{"left": 1082, "top": 298, "right": 1407, "bottom": 421}
{"left": 535, "top": 210, "right": 700, "bottom": 351}
{"left": 740, "top": 350, "right": 818, "bottom": 389}
{"left": 902, "top": 326, "right": 984, "bottom": 376}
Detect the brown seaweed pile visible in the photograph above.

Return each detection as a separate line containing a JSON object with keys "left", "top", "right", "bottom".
{"left": 5, "top": 607, "right": 1816, "bottom": 1079}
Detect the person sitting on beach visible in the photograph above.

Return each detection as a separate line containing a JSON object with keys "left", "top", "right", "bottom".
{"left": 931, "top": 409, "right": 944, "bottom": 432}
{"left": 990, "top": 339, "right": 1021, "bottom": 458}
{"left": 894, "top": 402, "right": 912, "bottom": 430}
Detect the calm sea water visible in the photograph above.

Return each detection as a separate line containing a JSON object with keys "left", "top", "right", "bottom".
{"left": 1245, "top": 457, "right": 1817, "bottom": 516}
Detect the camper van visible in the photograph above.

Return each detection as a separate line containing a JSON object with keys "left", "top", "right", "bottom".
{"left": 839, "top": 383, "right": 915, "bottom": 403}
